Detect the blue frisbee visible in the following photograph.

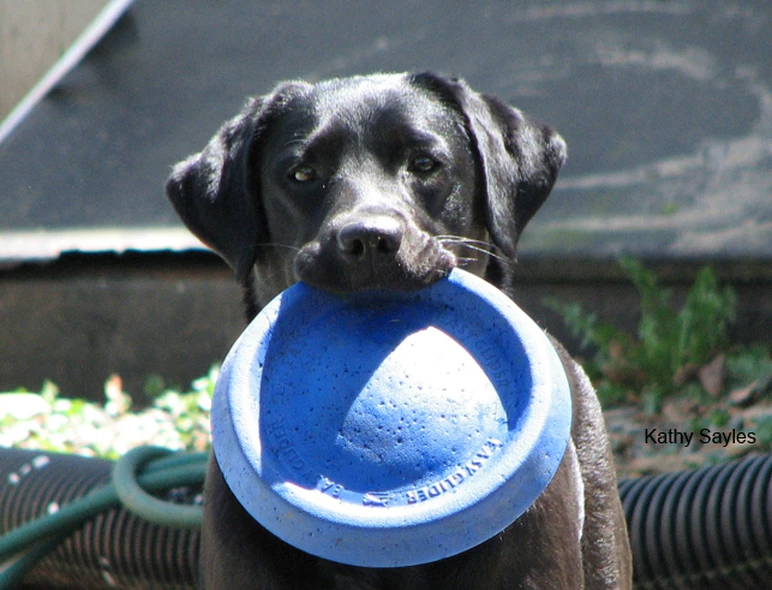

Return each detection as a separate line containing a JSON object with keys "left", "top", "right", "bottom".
{"left": 211, "top": 268, "right": 571, "bottom": 567}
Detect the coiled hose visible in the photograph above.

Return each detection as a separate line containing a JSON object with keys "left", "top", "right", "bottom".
{"left": 0, "top": 447, "right": 203, "bottom": 589}
{"left": 0, "top": 447, "right": 770, "bottom": 589}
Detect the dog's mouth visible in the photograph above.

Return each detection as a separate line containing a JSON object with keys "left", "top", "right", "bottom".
{"left": 293, "top": 230, "right": 457, "bottom": 294}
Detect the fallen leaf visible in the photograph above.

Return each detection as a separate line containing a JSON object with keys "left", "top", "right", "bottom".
{"left": 729, "top": 380, "right": 759, "bottom": 406}
{"left": 673, "top": 363, "right": 699, "bottom": 388}
{"left": 698, "top": 353, "right": 725, "bottom": 397}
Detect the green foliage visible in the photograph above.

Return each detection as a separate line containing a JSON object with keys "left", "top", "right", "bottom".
{"left": 757, "top": 416, "right": 772, "bottom": 447}
{"left": 1, "top": 367, "right": 218, "bottom": 459}
{"left": 622, "top": 258, "right": 736, "bottom": 379}
{"left": 546, "top": 257, "right": 739, "bottom": 411}
{"left": 724, "top": 343, "right": 772, "bottom": 387}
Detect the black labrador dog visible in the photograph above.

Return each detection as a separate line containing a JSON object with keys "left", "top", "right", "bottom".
{"left": 167, "top": 72, "right": 632, "bottom": 589}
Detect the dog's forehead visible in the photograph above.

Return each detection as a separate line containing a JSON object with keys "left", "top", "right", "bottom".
{"left": 304, "top": 74, "right": 454, "bottom": 132}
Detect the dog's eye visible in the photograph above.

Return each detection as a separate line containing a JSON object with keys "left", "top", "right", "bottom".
{"left": 290, "top": 165, "right": 317, "bottom": 183}
{"left": 409, "top": 154, "right": 439, "bottom": 174}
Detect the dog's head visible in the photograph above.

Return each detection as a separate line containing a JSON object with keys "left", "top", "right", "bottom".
{"left": 167, "top": 72, "right": 566, "bottom": 308}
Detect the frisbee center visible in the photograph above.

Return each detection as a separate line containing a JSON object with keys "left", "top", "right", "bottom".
{"left": 259, "top": 325, "right": 510, "bottom": 494}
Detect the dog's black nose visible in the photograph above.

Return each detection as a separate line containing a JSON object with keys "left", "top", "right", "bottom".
{"left": 336, "top": 217, "right": 403, "bottom": 259}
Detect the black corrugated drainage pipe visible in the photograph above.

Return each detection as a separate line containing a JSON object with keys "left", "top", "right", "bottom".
{"left": 1, "top": 447, "right": 771, "bottom": 589}
{"left": 618, "top": 452, "right": 772, "bottom": 589}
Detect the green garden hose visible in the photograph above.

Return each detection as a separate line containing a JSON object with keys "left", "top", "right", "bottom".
{"left": 0, "top": 446, "right": 206, "bottom": 588}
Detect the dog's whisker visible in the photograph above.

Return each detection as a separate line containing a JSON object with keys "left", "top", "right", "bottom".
{"left": 455, "top": 256, "right": 482, "bottom": 265}
{"left": 435, "top": 234, "right": 493, "bottom": 246}
{"left": 463, "top": 244, "right": 508, "bottom": 261}
{"left": 439, "top": 238, "right": 510, "bottom": 263}
{"left": 436, "top": 235, "right": 500, "bottom": 253}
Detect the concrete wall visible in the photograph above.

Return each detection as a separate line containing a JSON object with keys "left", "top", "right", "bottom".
{"left": 0, "top": 0, "right": 108, "bottom": 121}
{"left": 2, "top": 254, "right": 770, "bottom": 402}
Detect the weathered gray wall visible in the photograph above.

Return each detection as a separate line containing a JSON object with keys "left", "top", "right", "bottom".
{"left": 2, "top": 255, "right": 770, "bottom": 402}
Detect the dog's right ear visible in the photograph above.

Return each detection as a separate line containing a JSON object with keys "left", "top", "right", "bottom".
{"left": 166, "top": 98, "right": 265, "bottom": 282}
{"left": 166, "top": 83, "right": 309, "bottom": 282}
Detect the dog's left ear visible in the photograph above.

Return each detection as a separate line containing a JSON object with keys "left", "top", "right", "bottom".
{"left": 410, "top": 73, "right": 567, "bottom": 259}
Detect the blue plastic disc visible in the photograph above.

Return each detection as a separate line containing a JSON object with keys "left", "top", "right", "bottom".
{"left": 211, "top": 268, "right": 571, "bottom": 567}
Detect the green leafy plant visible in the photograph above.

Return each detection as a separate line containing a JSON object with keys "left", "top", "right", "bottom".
{"left": 546, "top": 257, "right": 738, "bottom": 412}
{"left": 757, "top": 416, "right": 772, "bottom": 447}
{"left": 1, "top": 367, "right": 218, "bottom": 459}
